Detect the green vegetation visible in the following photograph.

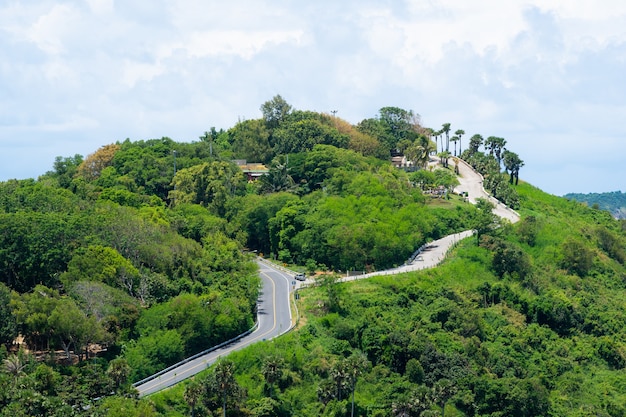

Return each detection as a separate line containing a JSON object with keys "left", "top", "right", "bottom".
{"left": 565, "top": 190, "right": 626, "bottom": 219}
{"left": 1, "top": 96, "right": 625, "bottom": 416}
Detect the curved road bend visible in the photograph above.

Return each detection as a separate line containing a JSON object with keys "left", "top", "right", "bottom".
{"left": 453, "top": 158, "right": 520, "bottom": 224}
{"left": 136, "top": 261, "right": 293, "bottom": 397}
{"left": 137, "top": 156, "right": 517, "bottom": 395}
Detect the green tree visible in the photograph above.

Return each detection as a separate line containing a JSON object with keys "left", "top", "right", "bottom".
{"left": 170, "top": 161, "right": 246, "bottom": 216}
{"left": 257, "top": 155, "right": 296, "bottom": 194}
{"left": 467, "top": 134, "right": 483, "bottom": 155}
{"left": 0, "top": 283, "right": 17, "bottom": 348}
{"left": 48, "top": 297, "right": 104, "bottom": 362}
{"left": 431, "top": 378, "right": 457, "bottom": 417}
{"left": 345, "top": 351, "right": 371, "bottom": 417}
{"left": 228, "top": 119, "right": 273, "bottom": 164}
{"left": 473, "top": 198, "right": 498, "bottom": 240}
{"left": 502, "top": 150, "right": 524, "bottom": 185}
{"left": 560, "top": 238, "right": 594, "bottom": 277}
{"left": 450, "top": 136, "right": 459, "bottom": 156}
{"left": 454, "top": 129, "right": 465, "bottom": 155}
{"left": 261, "top": 94, "right": 292, "bottom": 130}
{"left": 61, "top": 245, "right": 140, "bottom": 296}
{"left": 2, "top": 354, "right": 25, "bottom": 380}
{"left": 272, "top": 118, "right": 349, "bottom": 155}
{"left": 93, "top": 396, "right": 157, "bottom": 417}
{"left": 441, "top": 123, "right": 451, "bottom": 152}
{"left": 261, "top": 355, "right": 284, "bottom": 398}
{"left": 184, "top": 378, "right": 205, "bottom": 417}
{"left": 106, "top": 358, "right": 131, "bottom": 394}
{"left": 484, "top": 136, "right": 507, "bottom": 166}
{"left": 207, "top": 359, "right": 242, "bottom": 417}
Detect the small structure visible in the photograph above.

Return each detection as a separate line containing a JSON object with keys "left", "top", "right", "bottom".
{"left": 234, "top": 160, "right": 269, "bottom": 181}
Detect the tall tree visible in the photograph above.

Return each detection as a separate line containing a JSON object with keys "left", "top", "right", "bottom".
{"left": 260, "top": 95, "right": 292, "bottom": 130}
{"left": 76, "top": 144, "right": 121, "bottom": 181}
{"left": 207, "top": 359, "right": 241, "bottom": 417}
{"left": 184, "top": 379, "right": 204, "bottom": 417}
{"left": 441, "top": 123, "right": 451, "bottom": 152}
{"left": 170, "top": 161, "right": 246, "bottom": 215}
{"left": 262, "top": 355, "right": 284, "bottom": 398}
{"left": 503, "top": 150, "right": 525, "bottom": 185}
{"left": 227, "top": 119, "right": 272, "bottom": 163}
{"left": 0, "top": 283, "right": 17, "bottom": 348}
{"left": 345, "top": 351, "right": 371, "bottom": 417}
{"left": 468, "top": 134, "right": 484, "bottom": 155}
{"left": 484, "top": 136, "right": 507, "bottom": 166}
{"left": 454, "top": 129, "right": 465, "bottom": 155}
{"left": 450, "top": 136, "right": 459, "bottom": 156}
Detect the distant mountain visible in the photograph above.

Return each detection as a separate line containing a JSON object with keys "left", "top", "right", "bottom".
{"left": 564, "top": 190, "right": 626, "bottom": 219}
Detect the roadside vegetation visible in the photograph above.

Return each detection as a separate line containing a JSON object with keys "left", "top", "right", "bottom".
{"left": 2, "top": 96, "right": 624, "bottom": 416}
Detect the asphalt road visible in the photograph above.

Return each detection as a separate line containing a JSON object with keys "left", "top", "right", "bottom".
{"left": 135, "top": 156, "right": 517, "bottom": 396}
{"left": 453, "top": 157, "right": 520, "bottom": 223}
{"left": 135, "top": 260, "right": 293, "bottom": 397}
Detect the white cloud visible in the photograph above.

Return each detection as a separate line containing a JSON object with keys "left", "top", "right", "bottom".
{"left": 157, "top": 29, "right": 305, "bottom": 61}
{"left": 0, "top": 0, "right": 624, "bottom": 195}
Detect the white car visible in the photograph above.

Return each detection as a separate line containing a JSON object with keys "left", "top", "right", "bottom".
{"left": 295, "top": 273, "right": 306, "bottom": 281}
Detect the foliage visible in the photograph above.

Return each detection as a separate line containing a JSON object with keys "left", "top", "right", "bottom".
{"left": 564, "top": 190, "right": 626, "bottom": 219}
{"left": 3, "top": 98, "right": 626, "bottom": 416}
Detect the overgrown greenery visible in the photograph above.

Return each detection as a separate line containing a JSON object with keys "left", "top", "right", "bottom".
{"left": 3, "top": 96, "right": 624, "bottom": 416}
{"left": 565, "top": 190, "right": 626, "bottom": 219}
{"left": 151, "top": 182, "right": 626, "bottom": 417}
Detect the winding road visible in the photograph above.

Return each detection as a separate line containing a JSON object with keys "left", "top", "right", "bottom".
{"left": 135, "top": 262, "right": 294, "bottom": 397}
{"left": 135, "top": 156, "right": 518, "bottom": 396}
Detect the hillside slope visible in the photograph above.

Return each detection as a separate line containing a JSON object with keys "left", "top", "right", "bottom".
{"left": 565, "top": 190, "right": 626, "bottom": 219}
{"left": 151, "top": 184, "right": 626, "bottom": 417}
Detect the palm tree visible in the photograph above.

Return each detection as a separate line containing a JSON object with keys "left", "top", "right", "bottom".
{"left": 262, "top": 355, "right": 284, "bottom": 398}
{"left": 450, "top": 136, "right": 459, "bottom": 156}
{"left": 3, "top": 355, "right": 25, "bottom": 380}
{"left": 106, "top": 358, "right": 131, "bottom": 393}
{"left": 441, "top": 123, "right": 451, "bottom": 152}
{"left": 431, "top": 378, "right": 457, "bottom": 417}
{"left": 438, "top": 151, "right": 451, "bottom": 168}
{"left": 184, "top": 379, "right": 204, "bottom": 417}
{"left": 209, "top": 359, "right": 239, "bottom": 417}
{"left": 484, "top": 136, "right": 507, "bottom": 166}
{"left": 330, "top": 360, "right": 349, "bottom": 401}
{"left": 468, "top": 134, "right": 483, "bottom": 155}
{"left": 454, "top": 129, "right": 465, "bottom": 155}
{"left": 503, "top": 150, "right": 524, "bottom": 185}
{"left": 345, "top": 351, "right": 371, "bottom": 417}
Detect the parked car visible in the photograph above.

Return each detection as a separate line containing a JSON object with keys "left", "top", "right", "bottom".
{"left": 295, "top": 273, "right": 306, "bottom": 281}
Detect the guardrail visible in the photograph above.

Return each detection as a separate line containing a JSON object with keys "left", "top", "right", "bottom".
{"left": 133, "top": 321, "right": 259, "bottom": 389}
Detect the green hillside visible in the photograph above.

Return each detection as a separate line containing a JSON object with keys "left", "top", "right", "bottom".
{"left": 150, "top": 182, "right": 626, "bottom": 417}
{"left": 564, "top": 191, "right": 626, "bottom": 219}
{"left": 1, "top": 97, "right": 625, "bottom": 416}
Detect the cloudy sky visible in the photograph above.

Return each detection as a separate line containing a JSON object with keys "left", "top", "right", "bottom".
{"left": 1, "top": 0, "right": 625, "bottom": 195}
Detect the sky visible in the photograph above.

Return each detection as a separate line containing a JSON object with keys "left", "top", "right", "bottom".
{"left": 1, "top": 0, "right": 625, "bottom": 196}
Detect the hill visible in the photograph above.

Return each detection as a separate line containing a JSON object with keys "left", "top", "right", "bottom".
{"left": 150, "top": 181, "right": 626, "bottom": 417}
{"left": 564, "top": 190, "right": 626, "bottom": 219}
{"left": 2, "top": 97, "right": 625, "bottom": 416}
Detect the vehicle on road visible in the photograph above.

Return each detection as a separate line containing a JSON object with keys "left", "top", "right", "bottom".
{"left": 295, "top": 273, "right": 306, "bottom": 281}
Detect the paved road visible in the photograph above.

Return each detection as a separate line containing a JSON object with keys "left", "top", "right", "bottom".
{"left": 453, "top": 158, "right": 520, "bottom": 223}
{"left": 135, "top": 156, "right": 518, "bottom": 395}
{"left": 135, "top": 261, "right": 293, "bottom": 397}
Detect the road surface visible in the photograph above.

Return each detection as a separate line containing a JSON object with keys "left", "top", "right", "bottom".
{"left": 453, "top": 158, "right": 520, "bottom": 223}
{"left": 135, "top": 156, "right": 518, "bottom": 395}
{"left": 135, "top": 261, "right": 293, "bottom": 397}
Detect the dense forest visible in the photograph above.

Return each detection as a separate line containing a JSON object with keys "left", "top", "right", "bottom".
{"left": 1, "top": 96, "right": 625, "bottom": 416}
{"left": 565, "top": 191, "right": 626, "bottom": 219}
